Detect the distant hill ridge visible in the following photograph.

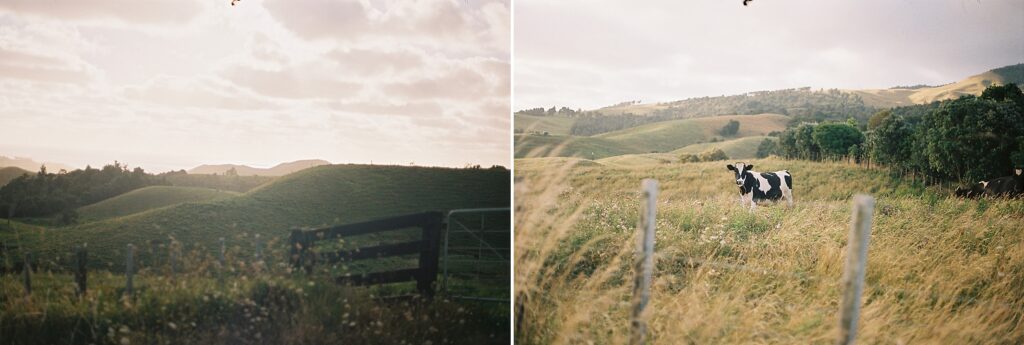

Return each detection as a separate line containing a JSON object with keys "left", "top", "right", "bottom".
{"left": 0, "top": 155, "right": 74, "bottom": 172}
{"left": 0, "top": 166, "right": 31, "bottom": 187}
{"left": 188, "top": 159, "right": 331, "bottom": 176}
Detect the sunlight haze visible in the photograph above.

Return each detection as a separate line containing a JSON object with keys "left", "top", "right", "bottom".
{"left": 0, "top": 0, "right": 510, "bottom": 173}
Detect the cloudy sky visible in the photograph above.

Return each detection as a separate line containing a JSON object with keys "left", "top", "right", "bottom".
{"left": 0, "top": 0, "right": 510, "bottom": 172}
{"left": 515, "top": 0, "right": 1024, "bottom": 110}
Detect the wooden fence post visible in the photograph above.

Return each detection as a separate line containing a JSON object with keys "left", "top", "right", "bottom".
{"left": 289, "top": 228, "right": 303, "bottom": 271}
{"left": 167, "top": 239, "right": 179, "bottom": 276}
{"left": 631, "top": 179, "right": 658, "bottom": 345}
{"left": 22, "top": 252, "right": 31, "bottom": 296}
{"left": 837, "top": 195, "right": 874, "bottom": 345}
{"left": 125, "top": 244, "right": 135, "bottom": 298}
{"left": 417, "top": 213, "right": 443, "bottom": 298}
{"left": 75, "top": 244, "right": 88, "bottom": 296}
{"left": 218, "top": 237, "right": 226, "bottom": 285}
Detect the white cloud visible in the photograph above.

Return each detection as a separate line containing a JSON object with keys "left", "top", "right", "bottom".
{"left": 514, "top": 0, "right": 1024, "bottom": 110}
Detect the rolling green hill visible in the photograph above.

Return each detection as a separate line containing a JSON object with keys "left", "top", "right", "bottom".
{"left": 515, "top": 114, "right": 788, "bottom": 160}
{"left": 76, "top": 186, "right": 238, "bottom": 222}
{"left": 20, "top": 164, "right": 508, "bottom": 267}
{"left": 514, "top": 134, "right": 641, "bottom": 159}
{"left": 514, "top": 114, "right": 576, "bottom": 136}
{"left": 594, "top": 114, "right": 789, "bottom": 153}
{"left": 850, "top": 63, "right": 1024, "bottom": 107}
{"left": 0, "top": 166, "right": 30, "bottom": 186}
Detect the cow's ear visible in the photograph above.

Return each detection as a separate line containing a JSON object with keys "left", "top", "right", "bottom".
{"left": 745, "top": 164, "right": 754, "bottom": 171}
{"left": 726, "top": 164, "right": 735, "bottom": 171}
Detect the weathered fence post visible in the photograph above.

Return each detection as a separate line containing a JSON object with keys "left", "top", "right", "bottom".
{"left": 167, "top": 239, "right": 176, "bottom": 276}
{"left": 125, "top": 244, "right": 135, "bottom": 298}
{"left": 22, "top": 252, "right": 31, "bottom": 296}
{"left": 631, "top": 179, "right": 658, "bottom": 345}
{"left": 289, "top": 228, "right": 301, "bottom": 270}
{"left": 417, "top": 213, "right": 443, "bottom": 298}
{"left": 837, "top": 194, "right": 875, "bottom": 345}
{"left": 75, "top": 244, "right": 88, "bottom": 296}
{"left": 218, "top": 237, "right": 226, "bottom": 285}
{"left": 254, "top": 234, "right": 262, "bottom": 262}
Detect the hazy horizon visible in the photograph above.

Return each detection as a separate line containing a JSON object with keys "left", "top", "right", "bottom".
{"left": 515, "top": 0, "right": 1024, "bottom": 110}
{"left": 0, "top": 0, "right": 510, "bottom": 173}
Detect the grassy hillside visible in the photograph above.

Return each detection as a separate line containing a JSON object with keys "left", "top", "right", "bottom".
{"left": 672, "top": 135, "right": 770, "bottom": 159}
{"left": 515, "top": 114, "right": 576, "bottom": 136}
{"left": 76, "top": 186, "right": 238, "bottom": 222}
{"left": 851, "top": 63, "right": 1024, "bottom": 107}
{"left": 0, "top": 166, "right": 30, "bottom": 186}
{"left": 14, "top": 164, "right": 509, "bottom": 268}
{"left": 594, "top": 114, "right": 788, "bottom": 153}
{"left": 514, "top": 134, "right": 641, "bottom": 159}
{"left": 515, "top": 158, "right": 1023, "bottom": 344}
{"left": 0, "top": 155, "right": 74, "bottom": 172}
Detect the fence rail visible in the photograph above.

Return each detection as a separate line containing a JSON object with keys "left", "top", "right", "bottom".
{"left": 289, "top": 211, "right": 444, "bottom": 297}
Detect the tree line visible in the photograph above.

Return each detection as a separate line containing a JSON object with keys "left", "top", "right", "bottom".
{"left": 516, "top": 88, "right": 881, "bottom": 136}
{"left": 767, "top": 84, "right": 1024, "bottom": 184}
{"left": 0, "top": 162, "right": 166, "bottom": 223}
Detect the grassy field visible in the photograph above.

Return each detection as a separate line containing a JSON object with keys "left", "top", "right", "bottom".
{"left": 514, "top": 134, "right": 640, "bottom": 160}
{"left": 514, "top": 157, "right": 1023, "bottom": 344}
{"left": 4, "top": 164, "right": 508, "bottom": 271}
{"left": 593, "top": 114, "right": 788, "bottom": 154}
{"left": 77, "top": 186, "right": 238, "bottom": 222}
{"left": 514, "top": 114, "right": 788, "bottom": 160}
{"left": 672, "top": 136, "right": 771, "bottom": 159}
{"left": 514, "top": 114, "right": 576, "bottom": 136}
{"left": 0, "top": 164, "right": 510, "bottom": 344}
{"left": 0, "top": 252, "right": 508, "bottom": 344}
{"left": 594, "top": 136, "right": 770, "bottom": 168}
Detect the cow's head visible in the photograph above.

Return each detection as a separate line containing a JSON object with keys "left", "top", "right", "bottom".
{"left": 726, "top": 163, "right": 753, "bottom": 186}
{"left": 1016, "top": 168, "right": 1022, "bottom": 176}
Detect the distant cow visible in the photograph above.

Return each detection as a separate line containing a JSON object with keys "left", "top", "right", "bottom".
{"left": 955, "top": 168, "right": 1023, "bottom": 198}
{"left": 726, "top": 162, "right": 793, "bottom": 211}
{"left": 955, "top": 181, "right": 988, "bottom": 198}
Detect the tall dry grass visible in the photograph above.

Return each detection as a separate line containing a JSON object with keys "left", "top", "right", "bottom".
{"left": 515, "top": 157, "right": 1024, "bottom": 344}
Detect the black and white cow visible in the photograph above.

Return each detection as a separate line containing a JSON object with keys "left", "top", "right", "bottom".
{"left": 955, "top": 168, "right": 1023, "bottom": 198}
{"left": 726, "top": 162, "right": 793, "bottom": 210}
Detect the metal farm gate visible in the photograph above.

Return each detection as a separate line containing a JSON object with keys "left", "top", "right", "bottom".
{"left": 441, "top": 208, "right": 511, "bottom": 302}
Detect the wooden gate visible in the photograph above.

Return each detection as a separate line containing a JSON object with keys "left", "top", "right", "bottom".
{"left": 289, "top": 211, "right": 444, "bottom": 297}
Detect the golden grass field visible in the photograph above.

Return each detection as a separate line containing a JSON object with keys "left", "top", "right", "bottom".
{"left": 514, "top": 157, "right": 1023, "bottom": 344}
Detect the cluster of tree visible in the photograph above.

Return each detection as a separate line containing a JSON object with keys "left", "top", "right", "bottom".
{"left": 0, "top": 162, "right": 166, "bottom": 223}
{"left": 866, "top": 84, "right": 1024, "bottom": 183}
{"left": 777, "top": 119, "right": 865, "bottom": 162}
{"left": 648, "top": 88, "right": 877, "bottom": 125}
{"left": 679, "top": 148, "right": 729, "bottom": 163}
{"left": 719, "top": 120, "right": 740, "bottom": 136}
{"left": 514, "top": 106, "right": 583, "bottom": 117}
{"left": 755, "top": 138, "right": 780, "bottom": 158}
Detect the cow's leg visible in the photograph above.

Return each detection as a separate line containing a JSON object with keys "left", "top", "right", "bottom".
{"left": 783, "top": 188, "right": 794, "bottom": 208}
{"left": 747, "top": 194, "right": 757, "bottom": 212}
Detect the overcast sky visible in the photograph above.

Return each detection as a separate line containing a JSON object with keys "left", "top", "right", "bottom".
{"left": 515, "top": 0, "right": 1024, "bottom": 110}
{"left": 0, "top": 0, "right": 510, "bottom": 173}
